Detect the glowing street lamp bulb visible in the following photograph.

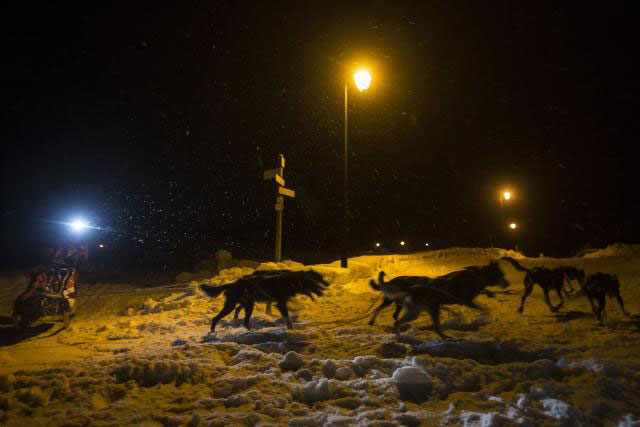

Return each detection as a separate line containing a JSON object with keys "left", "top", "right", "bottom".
{"left": 509, "top": 223, "right": 517, "bottom": 230}
{"left": 425, "top": 243, "right": 429, "bottom": 247}
{"left": 71, "top": 219, "right": 88, "bottom": 232}
{"left": 503, "top": 191, "right": 511, "bottom": 200}
{"left": 375, "top": 242, "right": 380, "bottom": 247}
{"left": 400, "top": 241, "right": 405, "bottom": 246}
{"left": 354, "top": 69, "right": 371, "bottom": 91}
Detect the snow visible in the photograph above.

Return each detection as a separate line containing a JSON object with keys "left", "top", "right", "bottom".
{"left": 582, "top": 243, "right": 640, "bottom": 258}
{"left": 0, "top": 247, "right": 639, "bottom": 425}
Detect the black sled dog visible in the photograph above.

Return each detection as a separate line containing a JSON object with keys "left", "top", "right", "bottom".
{"left": 580, "top": 272, "right": 630, "bottom": 325}
{"left": 231, "top": 269, "right": 292, "bottom": 318}
{"left": 554, "top": 266, "right": 585, "bottom": 294}
{"left": 501, "top": 257, "right": 583, "bottom": 314}
{"left": 200, "top": 269, "right": 329, "bottom": 332}
{"left": 368, "top": 272, "right": 432, "bottom": 326}
{"left": 374, "top": 260, "right": 509, "bottom": 339}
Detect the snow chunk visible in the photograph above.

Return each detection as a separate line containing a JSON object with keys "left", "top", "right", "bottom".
{"left": 279, "top": 351, "right": 305, "bottom": 371}
{"left": 112, "top": 358, "right": 199, "bottom": 386}
{"left": 291, "top": 378, "right": 335, "bottom": 404}
{"left": 458, "top": 410, "right": 509, "bottom": 427}
{"left": 540, "top": 398, "right": 581, "bottom": 420}
{"left": 618, "top": 414, "right": 640, "bottom": 427}
{"left": 334, "top": 366, "right": 355, "bottom": 381}
{"left": 391, "top": 366, "right": 432, "bottom": 403}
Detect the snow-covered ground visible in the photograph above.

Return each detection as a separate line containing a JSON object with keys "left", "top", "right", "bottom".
{"left": 1, "top": 246, "right": 639, "bottom": 426}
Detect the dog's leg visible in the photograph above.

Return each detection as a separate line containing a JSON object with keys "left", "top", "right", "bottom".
{"left": 368, "top": 298, "right": 393, "bottom": 326}
{"left": 543, "top": 288, "right": 558, "bottom": 313}
{"left": 517, "top": 282, "right": 534, "bottom": 313}
{"left": 242, "top": 301, "right": 255, "bottom": 330}
{"left": 233, "top": 304, "right": 243, "bottom": 320}
{"left": 392, "top": 303, "right": 403, "bottom": 320}
{"left": 429, "top": 306, "right": 451, "bottom": 340}
{"left": 595, "top": 294, "right": 606, "bottom": 325}
{"left": 586, "top": 293, "right": 597, "bottom": 313}
{"left": 210, "top": 300, "right": 237, "bottom": 332}
{"left": 615, "top": 293, "right": 631, "bottom": 317}
{"left": 393, "top": 305, "right": 420, "bottom": 335}
{"left": 563, "top": 277, "right": 575, "bottom": 296}
{"left": 265, "top": 302, "right": 272, "bottom": 315}
{"left": 276, "top": 301, "right": 294, "bottom": 329}
{"left": 554, "top": 286, "right": 565, "bottom": 311}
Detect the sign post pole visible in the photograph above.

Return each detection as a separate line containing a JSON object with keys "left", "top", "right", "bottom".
{"left": 263, "top": 154, "right": 295, "bottom": 263}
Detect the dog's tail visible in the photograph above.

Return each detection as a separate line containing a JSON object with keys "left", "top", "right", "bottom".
{"left": 200, "top": 283, "right": 232, "bottom": 298}
{"left": 500, "top": 256, "right": 529, "bottom": 272}
{"left": 369, "top": 271, "right": 386, "bottom": 291}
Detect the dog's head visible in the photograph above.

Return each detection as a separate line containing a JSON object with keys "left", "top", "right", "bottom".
{"left": 307, "top": 269, "right": 330, "bottom": 287}
{"left": 489, "top": 260, "right": 510, "bottom": 288}
{"left": 607, "top": 274, "right": 620, "bottom": 298}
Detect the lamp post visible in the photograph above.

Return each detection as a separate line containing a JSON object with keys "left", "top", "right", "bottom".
{"left": 509, "top": 222, "right": 518, "bottom": 251}
{"left": 341, "top": 68, "right": 371, "bottom": 268}
{"left": 498, "top": 190, "right": 512, "bottom": 247}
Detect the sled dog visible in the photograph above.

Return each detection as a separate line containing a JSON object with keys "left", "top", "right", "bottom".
{"left": 200, "top": 269, "right": 329, "bottom": 332}
{"left": 376, "top": 260, "right": 509, "bottom": 339}
{"left": 580, "top": 272, "right": 630, "bottom": 325}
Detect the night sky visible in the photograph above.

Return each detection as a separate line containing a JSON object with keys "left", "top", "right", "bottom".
{"left": 2, "top": 2, "right": 637, "bottom": 269}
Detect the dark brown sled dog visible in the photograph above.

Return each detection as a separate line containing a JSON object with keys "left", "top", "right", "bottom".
{"left": 580, "top": 272, "right": 630, "bottom": 325}
{"left": 375, "top": 260, "right": 509, "bottom": 339}
{"left": 200, "top": 269, "right": 329, "bottom": 332}
{"left": 501, "top": 257, "right": 584, "bottom": 314}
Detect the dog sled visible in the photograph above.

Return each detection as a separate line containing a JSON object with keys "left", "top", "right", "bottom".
{"left": 12, "top": 266, "right": 77, "bottom": 332}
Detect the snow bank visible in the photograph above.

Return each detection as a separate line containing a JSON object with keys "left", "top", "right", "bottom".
{"left": 582, "top": 243, "right": 640, "bottom": 258}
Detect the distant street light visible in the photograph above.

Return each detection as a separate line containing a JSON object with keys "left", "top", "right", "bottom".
{"left": 400, "top": 241, "right": 405, "bottom": 246}
{"left": 375, "top": 242, "right": 380, "bottom": 247}
{"left": 341, "top": 68, "right": 372, "bottom": 268}
{"left": 498, "top": 189, "right": 513, "bottom": 247}
{"left": 425, "top": 242, "right": 429, "bottom": 247}
{"left": 510, "top": 222, "right": 517, "bottom": 230}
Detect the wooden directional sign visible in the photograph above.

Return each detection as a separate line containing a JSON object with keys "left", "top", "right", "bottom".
{"left": 278, "top": 187, "right": 295, "bottom": 198}
{"left": 263, "top": 168, "right": 285, "bottom": 186}
{"left": 264, "top": 154, "right": 293, "bottom": 263}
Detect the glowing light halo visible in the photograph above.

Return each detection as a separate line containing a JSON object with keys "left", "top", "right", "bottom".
{"left": 70, "top": 218, "right": 89, "bottom": 232}
{"left": 354, "top": 69, "right": 372, "bottom": 91}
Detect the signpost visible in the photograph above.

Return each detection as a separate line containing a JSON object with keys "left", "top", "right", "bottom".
{"left": 263, "top": 154, "right": 295, "bottom": 262}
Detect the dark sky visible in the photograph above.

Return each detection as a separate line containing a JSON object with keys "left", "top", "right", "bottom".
{"left": 2, "top": 1, "right": 637, "bottom": 268}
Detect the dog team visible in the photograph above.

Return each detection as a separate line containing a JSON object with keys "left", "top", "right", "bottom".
{"left": 200, "top": 256, "right": 630, "bottom": 338}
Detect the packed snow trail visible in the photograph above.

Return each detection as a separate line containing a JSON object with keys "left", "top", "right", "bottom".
{"left": 0, "top": 246, "right": 639, "bottom": 426}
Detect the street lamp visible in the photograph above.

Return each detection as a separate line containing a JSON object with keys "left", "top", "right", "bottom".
{"left": 497, "top": 190, "right": 512, "bottom": 247}
{"left": 341, "top": 68, "right": 372, "bottom": 268}
{"left": 509, "top": 222, "right": 518, "bottom": 251}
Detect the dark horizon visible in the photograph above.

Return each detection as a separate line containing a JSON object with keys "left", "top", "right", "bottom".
{"left": 2, "top": 2, "right": 638, "bottom": 270}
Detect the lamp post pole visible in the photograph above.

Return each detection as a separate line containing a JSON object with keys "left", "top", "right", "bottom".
{"left": 340, "top": 68, "right": 371, "bottom": 268}
{"left": 341, "top": 76, "right": 349, "bottom": 268}
{"left": 499, "top": 194, "right": 504, "bottom": 247}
